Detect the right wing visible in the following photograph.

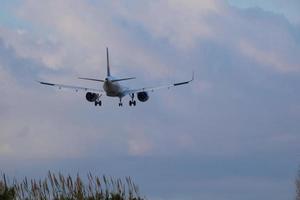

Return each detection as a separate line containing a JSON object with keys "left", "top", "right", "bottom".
{"left": 38, "top": 81, "right": 104, "bottom": 93}
{"left": 125, "top": 72, "right": 194, "bottom": 94}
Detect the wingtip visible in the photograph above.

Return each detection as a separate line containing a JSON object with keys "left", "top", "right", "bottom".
{"left": 38, "top": 81, "right": 55, "bottom": 86}
{"left": 191, "top": 71, "right": 195, "bottom": 82}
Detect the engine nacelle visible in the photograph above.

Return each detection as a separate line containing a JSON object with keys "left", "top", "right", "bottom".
{"left": 86, "top": 92, "right": 99, "bottom": 102}
{"left": 137, "top": 92, "right": 149, "bottom": 102}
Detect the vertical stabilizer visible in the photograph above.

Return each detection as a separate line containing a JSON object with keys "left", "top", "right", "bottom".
{"left": 106, "top": 47, "right": 111, "bottom": 76}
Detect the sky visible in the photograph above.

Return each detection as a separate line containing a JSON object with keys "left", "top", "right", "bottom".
{"left": 0, "top": 0, "right": 300, "bottom": 199}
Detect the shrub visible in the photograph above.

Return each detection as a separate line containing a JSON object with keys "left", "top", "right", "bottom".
{"left": 0, "top": 172, "right": 145, "bottom": 200}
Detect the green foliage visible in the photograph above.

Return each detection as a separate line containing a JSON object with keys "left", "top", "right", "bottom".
{"left": 0, "top": 172, "right": 145, "bottom": 200}
{"left": 0, "top": 174, "right": 15, "bottom": 200}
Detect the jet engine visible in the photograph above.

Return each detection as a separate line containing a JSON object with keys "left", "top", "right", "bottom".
{"left": 86, "top": 92, "right": 99, "bottom": 102}
{"left": 137, "top": 92, "right": 149, "bottom": 102}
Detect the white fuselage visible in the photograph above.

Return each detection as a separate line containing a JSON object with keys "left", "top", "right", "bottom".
{"left": 103, "top": 77, "right": 127, "bottom": 98}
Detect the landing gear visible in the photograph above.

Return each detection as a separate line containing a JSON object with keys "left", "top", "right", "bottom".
{"left": 94, "top": 94, "right": 102, "bottom": 107}
{"left": 129, "top": 100, "right": 136, "bottom": 106}
{"left": 95, "top": 100, "right": 102, "bottom": 106}
{"left": 119, "top": 98, "right": 123, "bottom": 107}
{"left": 129, "top": 93, "right": 137, "bottom": 107}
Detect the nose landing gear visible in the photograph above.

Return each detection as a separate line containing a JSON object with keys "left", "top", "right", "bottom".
{"left": 119, "top": 98, "right": 123, "bottom": 107}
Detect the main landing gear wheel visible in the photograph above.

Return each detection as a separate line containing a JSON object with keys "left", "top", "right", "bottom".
{"left": 129, "top": 93, "right": 136, "bottom": 107}
{"left": 94, "top": 101, "right": 102, "bottom": 106}
{"left": 129, "top": 100, "right": 136, "bottom": 106}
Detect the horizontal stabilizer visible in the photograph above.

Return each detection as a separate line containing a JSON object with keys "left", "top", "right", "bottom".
{"left": 111, "top": 77, "right": 136, "bottom": 82}
{"left": 78, "top": 77, "right": 105, "bottom": 82}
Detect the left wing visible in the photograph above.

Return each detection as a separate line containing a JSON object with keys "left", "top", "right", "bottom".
{"left": 125, "top": 72, "right": 194, "bottom": 94}
{"left": 38, "top": 81, "right": 104, "bottom": 93}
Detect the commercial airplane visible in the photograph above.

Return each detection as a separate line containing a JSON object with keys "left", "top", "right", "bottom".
{"left": 39, "top": 48, "right": 194, "bottom": 107}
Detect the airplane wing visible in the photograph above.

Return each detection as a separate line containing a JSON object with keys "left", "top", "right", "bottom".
{"left": 38, "top": 81, "right": 104, "bottom": 93}
{"left": 126, "top": 72, "right": 194, "bottom": 94}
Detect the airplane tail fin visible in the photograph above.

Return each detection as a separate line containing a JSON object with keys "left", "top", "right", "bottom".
{"left": 79, "top": 48, "right": 136, "bottom": 83}
{"left": 105, "top": 47, "right": 135, "bottom": 82}
{"left": 106, "top": 47, "right": 111, "bottom": 77}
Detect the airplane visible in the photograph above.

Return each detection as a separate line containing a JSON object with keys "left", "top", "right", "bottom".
{"left": 39, "top": 48, "right": 194, "bottom": 107}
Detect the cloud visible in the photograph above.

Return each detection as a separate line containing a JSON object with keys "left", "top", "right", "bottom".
{"left": 0, "top": 0, "right": 298, "bottom": 158}
{"left": 0, "top": 144, "right": 12, "bottom": 155}
{"left": 114, "top": 0, "right": 225, "bottom": 49}
{"left": 10, "top": 0, "right": 175, "bottom": 79}
{"left": 229, "top": 0, "right": 300, "bottom": 25}
{"left": 0, "top": 39, "right": 124, "bottom": 159}
{"left": 239, "top": 38, "right": 299, "bottom": 72}
{"left": 114, "top": 1, "right": 300, "bottom": 72}
{"left": 3, "top": 0, "right": 299, "bottom": 75}
{"left": 128, "top": 132, "right": 153, "bottom": 156}
{"left": 0, "top": 0, "right": 298, "bottom": 160}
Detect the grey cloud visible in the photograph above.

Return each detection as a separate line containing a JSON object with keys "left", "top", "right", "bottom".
{"left": 115, "top": 0, "right": 300, "bottom": 72}
{"left": 0, "top": 38, "right": 40, "bottom": 84}
{"left": 0, "top": 0, "right": 298, "bottom": 163}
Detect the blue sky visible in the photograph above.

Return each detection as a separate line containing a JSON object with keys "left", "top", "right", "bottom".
{"left": 0, "top": 0, "right": 300, "bottom": 199}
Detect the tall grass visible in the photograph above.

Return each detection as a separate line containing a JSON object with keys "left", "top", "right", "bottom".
{"left": 0, "top": 171, "right": 145, "bottom": 200}
{"left": 297, "top": 167, "right": 300, "bottom": 200}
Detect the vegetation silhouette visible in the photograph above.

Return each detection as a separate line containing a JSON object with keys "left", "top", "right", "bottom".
{"left": 297, "top": 167, "right": 300, "bottom": 200}
{"left": 0, "top": 171, "right": 145, "bottom": 200}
